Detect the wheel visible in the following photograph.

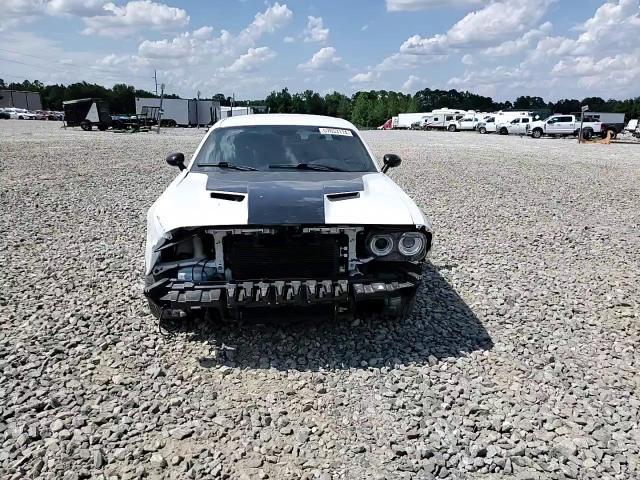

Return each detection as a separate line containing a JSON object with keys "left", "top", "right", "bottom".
{"left": 582, "top": 129, "right": 593, "bottom": 140}
{"left": 425, "top": 126, "right": 431, "bottom": 131}
{"left": 18, "top": 116, "right": 24, "bottom": 120}
{"left": 98, "top": 124, "right": 108, "bottom": 131}
{"left": 447, "top": 124, "right": 456, "bottom": 132}
{"left": 80, "top": 121, "right": 92, "bottom": 131}
{"left": 499, "top": 127, "right": 508, "bottom": 135}
{"left": 479, "top": 127, "right": 487, "bottom": 134}
{"left": 531, "top": 129, "right": 543, "bottom": 139}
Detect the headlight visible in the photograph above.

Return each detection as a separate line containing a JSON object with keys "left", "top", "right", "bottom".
{"left": 398, "top": 233, "right": 426, "bottom": 256}
{"left": 368, "top": 234, "right": 394, "bottom": 256}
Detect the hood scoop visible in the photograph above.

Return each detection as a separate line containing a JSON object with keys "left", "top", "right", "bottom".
{"left": 210, "top": 191, "right": 246, "bottom": 202}
{"left": 327, "top": 191, "right": 360, "bottom": 201}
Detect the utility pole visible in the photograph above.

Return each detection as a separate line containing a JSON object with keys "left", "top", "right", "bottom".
{"left": 196, "top": 90, "right": 201, "bottom": 129}
{"left": 579, "top": 104, "right": 588, "bottom": 144}
{"left": 154, "top": 70, "right": 158, "bottom": 96}
{"left": 156, "top": 83, "right": 165, "bottom": 134}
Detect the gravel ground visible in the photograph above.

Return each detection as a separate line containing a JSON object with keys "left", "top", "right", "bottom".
{"left": 1, "top": 119, "right": 639, "bottom": 480}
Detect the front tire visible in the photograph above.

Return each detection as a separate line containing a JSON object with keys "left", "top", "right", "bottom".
{"left": 499, "top": 127, "right": 508, "bottom": 135}
{"left": 479, "top": 127, "right": 487, "bottom": 134}
{"left": 447, "top": 124, "right": 456, "bottom": 132}
{"left": 80, "top": 121, "right": 92, "bottom": 131}
{"left": 531, "top": 129, "right": 543, "bottom": 139}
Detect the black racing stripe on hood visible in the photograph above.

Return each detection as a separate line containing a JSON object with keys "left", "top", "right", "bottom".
{"left": 205, "top": 172, "right": 365, "bottom": 225}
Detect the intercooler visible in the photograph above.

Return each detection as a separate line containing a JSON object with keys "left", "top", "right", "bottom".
{"left": 225, "top": 233, "right": 342, "bottom": 280}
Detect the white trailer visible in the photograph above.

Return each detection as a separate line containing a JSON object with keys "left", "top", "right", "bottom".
{"left": 135, "top": 98, "right": 220, "bottom": 127}
{"left": 195, "top": 100, "right": 221, "bottom": 125}
{"left": 394, "top": 113, "right": 429, "bottom": 129}
{"left": 423, "top": 109, "right": 467, "bottom": 131}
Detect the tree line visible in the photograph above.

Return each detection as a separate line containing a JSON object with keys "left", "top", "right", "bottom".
{"left": 2, "top": 78, "right": 639, "bottom": 127}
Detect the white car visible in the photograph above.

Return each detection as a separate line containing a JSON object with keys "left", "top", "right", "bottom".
{"left": 145, "top": 114, "right": 433, "bottom": 322}
{"left": 457, "top": 114, "right": 484, "bottom": 131}
{"left": 6, "top": 108, "right": 37, "bottom": 120}
{"left": 497, "top": 116, "right": 533, "bottom": 135}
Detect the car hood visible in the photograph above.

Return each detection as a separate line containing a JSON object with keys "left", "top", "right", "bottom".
{"left": 149, "top": 171, "right": 428, "bottom": 234}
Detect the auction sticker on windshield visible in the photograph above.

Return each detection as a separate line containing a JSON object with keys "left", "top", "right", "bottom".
{"left": 319, "top": 128, "right": 353, "bottom": 136}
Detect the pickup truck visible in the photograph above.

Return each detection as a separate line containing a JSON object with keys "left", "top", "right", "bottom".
{"left": 527, "top": 115, "right": 602, "bottom": 139}
{"left": 497, "top": 116, "right": 534, "bottom": 135}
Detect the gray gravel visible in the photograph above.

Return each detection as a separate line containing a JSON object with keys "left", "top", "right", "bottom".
{"left": 1, "top": 119, "right": 639, "bottom": 480}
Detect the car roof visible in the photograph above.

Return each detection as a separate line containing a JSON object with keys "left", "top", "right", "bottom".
{"left": 215, "top": 113, "right": 358, "bottom": 130}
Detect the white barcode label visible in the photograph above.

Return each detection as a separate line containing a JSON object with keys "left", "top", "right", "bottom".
{"left": 319, "top": 128, "right": 353, "bottom": 136}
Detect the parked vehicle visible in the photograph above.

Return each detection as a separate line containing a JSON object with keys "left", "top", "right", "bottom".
{"left": 396, "top": 113, "right": 429, "bottom": 129}
{"left": 135, "top": 98, "right": 221, "bottom": 127}
{"left": 378, "top": 118, "right": 393, "bottom": 130}
{"left": 5, "top": 108, "right": 37, "bottom": 120}
{"left": 477, "top": 111, "right": 537, "bottom": 134}
{"left": 625, "top": 119, "right": 638, "bottom": 134}
{"left": 63, "top": 98, "right": 112, "bottom": 131}
{"left": 144, "top": 114, "right": 433, "bottom": 322}
{"left": 423, "top": 109, "right": 466, "bottom": 131}
{"left": 527, "top": 115, "right": 602, "bottom": 139}
{"left": 457, "top": 113, "right": 486, "bottom": 131}
{"left": 577, "top": 112, "right": 625, "bottom": 139}
{"left": 497, "top": 116, "right": 534, "bottom": 135}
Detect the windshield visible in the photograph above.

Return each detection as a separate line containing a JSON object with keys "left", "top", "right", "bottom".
{"left": 192, "top": 125, "right": 377, "bottom": 172}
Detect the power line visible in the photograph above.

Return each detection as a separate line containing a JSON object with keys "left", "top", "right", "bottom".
{"left": 0, "top": 48, "right": 155, "bottom": 82}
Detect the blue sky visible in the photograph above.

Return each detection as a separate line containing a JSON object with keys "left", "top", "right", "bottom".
{"left": 1, "top": 0, "right": 639, "bottom": 101}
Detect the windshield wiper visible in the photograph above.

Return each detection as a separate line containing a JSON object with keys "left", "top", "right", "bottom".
{"left": 197, "top": 161, "right": 257, "bottom": 171}
{"left": 268, "top": 163, "right": 345, "bottom": 172}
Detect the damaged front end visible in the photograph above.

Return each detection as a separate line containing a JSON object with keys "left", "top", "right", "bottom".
{"left": 144, "top": 225, "right": 432, "bottom": 321}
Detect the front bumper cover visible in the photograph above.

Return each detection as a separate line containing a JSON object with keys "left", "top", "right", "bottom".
{"left": 145, "top": 277, "right": 419, "bottom": 317}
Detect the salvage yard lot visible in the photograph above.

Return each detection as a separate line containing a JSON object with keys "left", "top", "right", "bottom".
{"left": 1, "top": 119, "right": 639, "bottom": 480}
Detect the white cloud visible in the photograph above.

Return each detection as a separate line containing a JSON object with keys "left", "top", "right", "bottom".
{"left": 303, "top": 16, "right": 329, "bottom": 43}
{"left": 402, "top": 74, "right": 423, "bottom": 91}
{"left": 376, "top": 51, "right": 447, "bottom": 72}
{"left": 401, "top": 0, "right": 553, "bottom": 54}
{"left": 482, "top": 21, "right": 552, "bottom": 57}
{"left": 46, "top": 0, "right": 108, "bottom": 16}
{"left": 349, "top": 71, "right": 378, "bottom": 83}
{"left": 283, "top": 36, "right": 295, "bottom": 43}
{"left": 222, "top": 47, "right": 276, "bottom": 73}
{"left": 238, "top": 2, "right": 292, "bottom": 44}
{"left": 1, "top": 0, "right": 108, "bottom": 29}
{"left": 298, "top": 47, "right": 344, "bottom": 71}
{"left": 138, "top": 3, "right": 292, "bottom": 62}
{"left": 386, "top": 0, "right": 481, "bottom": 11}
{"left": 461, "top": 54, "right": 474, "bottom": 65}
{"left": 82, "top": 1, "right": 189, "bottom": 37}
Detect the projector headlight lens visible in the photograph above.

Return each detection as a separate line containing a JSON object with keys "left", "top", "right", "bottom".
{"left": 398, "top": 233, "right": 426, "bottom": 257}
{"left": 369, "top": 234, "right": 394, "bottom": 256}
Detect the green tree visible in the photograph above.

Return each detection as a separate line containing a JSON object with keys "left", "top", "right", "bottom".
{"left": 351, "top": 93, "right": 373, "bottom": 127}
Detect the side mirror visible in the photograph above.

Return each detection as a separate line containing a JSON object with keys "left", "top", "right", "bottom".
{"left": 381, "top": 153, "right": 401, "bottom": 173}
{"left": 166, "top": 152, "right": 186, "bottom": 171}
